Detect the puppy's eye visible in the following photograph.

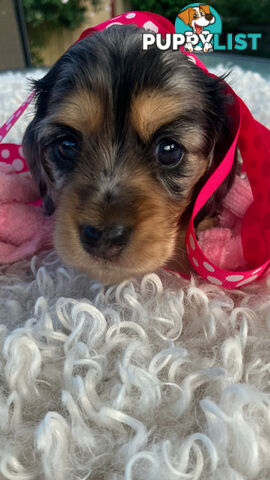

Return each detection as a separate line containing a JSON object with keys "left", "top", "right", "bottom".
{"left": 57, "top": 139, "right": 78, "bottom": 162}
{"left": 156, "top": 139, "right": 184, "bottom": 167}
{"left": 193, "top": 13, "right": 198, "bottom": 18}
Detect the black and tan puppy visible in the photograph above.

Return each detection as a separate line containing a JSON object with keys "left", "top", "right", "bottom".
{"left": 23, "top": 25, "right": 236, "bottom": 284}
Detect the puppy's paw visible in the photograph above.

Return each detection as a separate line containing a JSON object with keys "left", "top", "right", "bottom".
{"left": 203, "top": 42, "right": 213, "bottom": 52}
{"left": 185, "top": 42, "right": 194, "bottom": 52}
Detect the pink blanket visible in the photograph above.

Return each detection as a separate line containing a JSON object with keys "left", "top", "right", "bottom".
{"left": 0, "top": 158, "right": 53, "bottom": 264}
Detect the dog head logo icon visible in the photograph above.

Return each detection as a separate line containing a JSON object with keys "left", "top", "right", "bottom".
{"left": 179, "top": 4, "right": 215, "bottom": 35}
{"left": 175, "top": 3, "right": 222, "bottom": 52}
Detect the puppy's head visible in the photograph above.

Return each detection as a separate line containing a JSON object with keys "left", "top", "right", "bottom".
{"left": 23, "top": 25, "right": 233, "bottom": 284}
{"left": 178, "top": 5, "right": 215, "bottom": 30}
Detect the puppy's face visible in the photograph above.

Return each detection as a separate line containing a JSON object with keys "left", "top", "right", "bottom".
{"left": 23, "top": 26, "right": 231, "bottom": 284}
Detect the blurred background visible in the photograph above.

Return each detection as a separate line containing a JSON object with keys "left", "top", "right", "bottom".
{"left": 0, "top": 0, "right": 270, "bottom": 72}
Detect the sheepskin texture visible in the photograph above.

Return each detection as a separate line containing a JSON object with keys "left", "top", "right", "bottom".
{"left": 0, "top": 65, "right": 270, "bottom": 480}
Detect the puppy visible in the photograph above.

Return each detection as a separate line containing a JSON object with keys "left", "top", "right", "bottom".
{"left": 178, "top": 5, "right": 216, "bottom": 35}
{"left": 23, "top": 25, "right": 236, "bottom": 284}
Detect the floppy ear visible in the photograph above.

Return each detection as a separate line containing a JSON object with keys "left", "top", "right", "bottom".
{"left": 22, "top": 67, "right": 61, "bottom": 216}
{"left": 23, "top": 118, "right": 55, "bottom": 216}
{"left": 180, "top": 68, "right": 238, "bottom": 227}
{"left": 178, "top": 7, "right": 192, "bottom": 25}
{"left": 199, "top": 4, "right": 211, "bottom": 15}
{"left": 198, "top": 114, "right": 238, "bottom": 225}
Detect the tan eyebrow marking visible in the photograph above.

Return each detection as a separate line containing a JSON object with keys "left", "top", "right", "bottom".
{"left": 130, "top": 91, "right": 183, "bottom": 142}
{"left": 49, "top": 89, "right": 103, "bottom": 133}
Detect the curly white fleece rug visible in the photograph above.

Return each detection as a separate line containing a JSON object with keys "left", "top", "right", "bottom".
{"left": 0, "top": 65, "right": 270, "bottom": 480}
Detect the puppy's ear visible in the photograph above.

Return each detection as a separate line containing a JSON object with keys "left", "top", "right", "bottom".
{"left": 23, "top": 119, "right": 55, "bottom": 216}
{"left": 178, "top": 8, "right": 192, "bottom": 25}
{"left": 199, "top": 4, "right": 211, "bottom": 15}
{"left": 181, "top": 70, "right": 238, "bottom": 227}
{"left": 22, "top": 69, "right": 60, "bottom": 216}
{"left": 195, "top": 80, "right": 238, "bottom": 225}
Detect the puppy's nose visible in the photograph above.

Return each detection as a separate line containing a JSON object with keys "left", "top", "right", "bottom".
{"left": 80, "top": 224, "right": 131, "bottom": 259}
{"left": 80, "top": 225, "right": 102, "bottom": 245}
{"left": 205, "top": 13, "right": 213, "bottom": 21}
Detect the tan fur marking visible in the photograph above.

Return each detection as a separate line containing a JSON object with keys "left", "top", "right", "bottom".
{"left": 49, "top": 89, "right": 103, "bottom": 133}
{"left": 130, "top": 91, "right": 184, "bottom": 142}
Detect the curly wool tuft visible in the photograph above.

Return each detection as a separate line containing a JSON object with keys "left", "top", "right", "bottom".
{"left": 0, "top": 251, "right": 270, "bottom": 479}
{"left": 0, "top": 66, "right": 270, "bottom": 479}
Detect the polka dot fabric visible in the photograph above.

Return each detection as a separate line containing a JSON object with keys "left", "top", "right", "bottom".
{"left": 0, "top": 11, "right": 269, "bottom": 288}
{"left": 0, "top": 144, "right": 28, "bottom": 173}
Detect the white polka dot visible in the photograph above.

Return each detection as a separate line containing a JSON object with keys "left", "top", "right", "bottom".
{"left": 236, "top": 275, "right": 258, "bottom": 287}
{"left": 105, "top": 22, "right": 123, "bottom": 28}
{"left": 15, "top": 111, "right": 21, "bottom": 117}
{"left": 226, "top": 274, "right": 244, "bottom": 282}
{"left": 207, "top": 276, "right": 223, "bottom": 286}
{"left": 126, "top": 12, "right": 136, "bottom": 18}
{"left": 12, "top": 158, "right": 24, "bottom": 172}
{"left": 252, "top": 268, "right": 262, "bottom": 275}
{"left": 143, "top": 21, "right": 159, "bottom": 33}
{"left": 1, "top": 149, "right": 10, "bottom": 159}
{"left": 18, "top": 146, "right": 24, "bottom": 158}
{"left": 189, "top": 234, "right": 195, "bottom": 251}
{"left": 192, "top": 257, "right": 199, "bottom": 267}
{"left": 187, "top": 56, "right": 196, "bottom": 64}
{"left": 203, "top": 262, "right": 215, "bottom": 272}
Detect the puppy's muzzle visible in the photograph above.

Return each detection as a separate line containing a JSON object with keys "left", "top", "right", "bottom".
{"left": 80, "top": 224, "right": 132, "bottom": 260}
